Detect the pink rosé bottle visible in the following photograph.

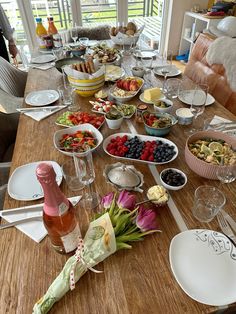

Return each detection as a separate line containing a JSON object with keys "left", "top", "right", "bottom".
{"left": 36, "top": 162, "right": 81, "bottom": 254}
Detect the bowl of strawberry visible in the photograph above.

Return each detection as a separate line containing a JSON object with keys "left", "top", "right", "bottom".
{"left": 142, "top": 111, "right": 177, "bottom": 136}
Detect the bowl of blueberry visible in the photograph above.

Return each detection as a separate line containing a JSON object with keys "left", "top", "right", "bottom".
{"left": 160, "top": 168, "right": 187, "bottom": 190}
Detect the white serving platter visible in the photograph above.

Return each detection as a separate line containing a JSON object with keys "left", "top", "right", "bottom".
{"left": 103, "top": 132, "right": 178, "bottom": 165}
{"left": 169, "top": 229, "right": 236, "bottom": 306}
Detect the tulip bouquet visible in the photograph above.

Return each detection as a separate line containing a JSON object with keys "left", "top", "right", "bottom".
{"left": 33, "top": 191, "right": 161, "bottom": 314}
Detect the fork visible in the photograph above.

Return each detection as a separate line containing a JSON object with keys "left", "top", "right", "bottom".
{"left": 217, "top": 211, "right": 236, "bottom": 243}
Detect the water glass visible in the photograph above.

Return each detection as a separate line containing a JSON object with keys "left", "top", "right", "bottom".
{"left": 216, "top": 164, "right": 236, "bottom": 184}
{"left": 141, "top": 56, "right": 153, "bottom": 71}
{"left": 62, "top": 159, "right": 84, "bottom": 191}
{"left": 192, "top": 185, "right": 226, "bottom": 223}
{"left": 58, "top": 84, "right": 72, "bottom": 106}
{"left": 53, "top": 47, "right": 63, "bottom": 60}
{"left": 79, "top": 37, "right": 89, "bottom": 47}
{"left": 165, "top": 78, "right": 181, "bottom": 99}
{"left": 70, "top": 27, "right": 78, "bottom": 43}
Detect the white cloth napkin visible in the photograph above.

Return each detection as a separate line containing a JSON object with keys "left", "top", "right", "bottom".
{"left": 210, "top": 115, "right": 231, "bottom": 125}
{"left": 20, "top": 106, "right": 67, "bottom": 121}
{"left": 30, "top": 62, "right": 55, "bottom": 71}
{"left": 0, "top": 196, "right": 82, "bottom": 243}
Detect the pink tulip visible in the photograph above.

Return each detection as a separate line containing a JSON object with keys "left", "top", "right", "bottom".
{"left": 117, "top": 190, "right": 136, "bottom": 210}
{"left": 101, "top": 192, "right": 114, "bottom": 209}
{"left": 136, "top": 206, "right": 158, "bottom": 232}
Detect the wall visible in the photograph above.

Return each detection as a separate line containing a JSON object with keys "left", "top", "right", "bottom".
{"left": 167, "top": 0, "right": 209, "bottom": 55}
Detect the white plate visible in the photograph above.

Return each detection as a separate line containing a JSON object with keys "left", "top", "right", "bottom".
{"left": 153, "top": 66, "right": 182, "bottom": 77}
{"left": 103, "top": 133, "right": 178, "bottom": 165}
{"left": 31, "top": 55, "right": 55, "bottom": 64}
{"left": 169, "top": 229, "right": 236, "bottom": 306}
{"left": 139, "top": 92, "right": 155, "bottom": 104}
{"left": 8, "top": 161, "right": 62, "bottom": 201}
{"left": 88, "top": 40, "right": 99, "bottom": 47}
{"left": 178, "top": 90, "right": 215, "bottom": 106}
{"left": 105, "top": 65, "right": 125, "bottom": 81}
{"left": 25, "top": 90, "right": 59, "bottom": 107}
{"left": 133, "top": 50, "right": 156, "bottom": 59}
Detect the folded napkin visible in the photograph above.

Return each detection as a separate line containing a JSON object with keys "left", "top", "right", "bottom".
{"left": 30, "top": 62, "right": 55, "bottom": 71}
{"left": 0, "top": 196, "right": 82, "bottom": 243}
{"left": 210, "top": 115, "right": 231, "bottom": 125}
{"left": 18, "top": 106, "right": 67, "bottom": 121}
{"left": 0, "top": 205, "right": 46, "bottom": 243}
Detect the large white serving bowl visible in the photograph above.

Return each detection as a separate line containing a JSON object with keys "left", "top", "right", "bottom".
{"left": 109, "top": 77, "right": 144, "bottom": 102}
{"left": 53, "top": 123, "right": 103, "bottom": 157}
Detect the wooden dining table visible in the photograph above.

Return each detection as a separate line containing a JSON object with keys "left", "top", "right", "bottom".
{"left": 1, "top": 53, "right": 236, "bottom": 314}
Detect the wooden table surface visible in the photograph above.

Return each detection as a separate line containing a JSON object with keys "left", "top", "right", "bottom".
{"left": 1, "top": 57, "right": 236, "bottom": 314}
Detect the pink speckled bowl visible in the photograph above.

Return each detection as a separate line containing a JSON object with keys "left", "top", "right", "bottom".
{"left": 185, "top": 130, "right": 236, "bottom": 180}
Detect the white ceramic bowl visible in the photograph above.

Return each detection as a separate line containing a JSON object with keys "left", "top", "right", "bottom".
{"left": 153, "top": 98, "right": 173, "bottom": 114}
{"left": 53, "top": 123, "right": 103, "bottom": 156}
{"left": 176, "top": 108, "right": 193, "bottom": 125}
{"left": 109, "top": 77, "right": 144, "bottom": 102}
{"left": 105, "top": 114, "right": 124, "bottom": 129}
{"left": 160, "top": 168, "right": 187, "bottom": 190}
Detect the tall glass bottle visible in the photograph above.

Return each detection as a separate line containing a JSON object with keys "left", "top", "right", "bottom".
{"left": 36, "top": 162, "right": 81, "bottom": 254}
{"left": 47, "top": 16, "right": 62, "bottom": 48}
{"left": 35, "top": 17, "right": 47, "bottom": 49}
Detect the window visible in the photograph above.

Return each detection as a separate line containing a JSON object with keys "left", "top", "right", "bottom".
{"left": 0, "top": 0, "right": 27, "bottom": 45}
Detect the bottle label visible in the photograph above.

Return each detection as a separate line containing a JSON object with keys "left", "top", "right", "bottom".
{"left": 59, "top": 202, "right": 68, "bottom": 216}
{"left": 37, "top": 36, "right": 46, "bottom": 49}
{"left": 53, "top": 33, "right": 62, "bottom": 48}
{"left": 61, "top": 224, "right": 81, "bottom": 253}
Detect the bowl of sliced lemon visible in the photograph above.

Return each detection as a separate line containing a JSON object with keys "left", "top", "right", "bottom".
{"left": 185, "top": 130, "right": 236, "bottom": 179}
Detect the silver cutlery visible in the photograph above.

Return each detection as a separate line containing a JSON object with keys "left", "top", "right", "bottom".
{"left": 17, "top": 106, "right": 63, "bottom": 113}
{"left": 0, "top": 195, "right": 81, "bottom": 216}
{"left": 221, "top": 209, "right": 236, "bottom": 233}
{"left": 217, "top": 211, "right": 236, "bottom": 244}
{"left": 0, "top": 216, "right": 43, "bottom": 230}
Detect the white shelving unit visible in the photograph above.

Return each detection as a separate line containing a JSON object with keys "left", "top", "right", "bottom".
{"left": 179, "top": 11, "right": 222, "bottom": 59}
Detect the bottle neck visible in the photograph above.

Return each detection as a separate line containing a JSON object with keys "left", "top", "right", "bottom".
{"left": 41, "top": 179, "right": 69, "bottom": 216}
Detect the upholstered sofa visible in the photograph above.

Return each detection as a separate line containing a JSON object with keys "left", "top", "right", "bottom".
{"left": 184, "top": 33, "right": 236, "bottom": 115}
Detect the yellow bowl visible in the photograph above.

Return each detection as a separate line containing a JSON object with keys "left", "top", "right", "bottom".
{"left": 68, "top": 74, "right": 105, "bottom": 97}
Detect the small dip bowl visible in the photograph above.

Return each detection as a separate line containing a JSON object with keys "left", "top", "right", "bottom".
{"left": 153, "top": 98, "right": 173, "bottom": 114}
{"left": 131, "top": 66, "right": 145, "bottom": 78}
{"left": 176, "top": 108, "right": 193, "bottom": 125}
{"left": 160, "top": 168, "right": 187, "bottom": 190}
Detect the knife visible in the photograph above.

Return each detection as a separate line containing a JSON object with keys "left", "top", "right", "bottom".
{"left": 0, "top": 195, "right": 82, "bottom": 216}
{"left": 17, "top": 106, "right": 66, "bottom": 113}
{"left": 0, "top": 216, "right": 43, "bottom": 230}
{"left": 221, "top": 209, "right": 236, "bottom": 233}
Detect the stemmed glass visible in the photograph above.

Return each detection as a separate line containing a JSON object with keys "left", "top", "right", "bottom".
{"left": 70, "top": 26, "right": 78, "bottom": 44}
{"left": 160, "top": 50, "right": 172, "bottom": 92}
{"left": 141, "top": 55, "right": 154, "bottom": 88}
{"left": 73, "top": 148, "right": 100, "bottom": 209}
{"left": 188, "top": 83, "right": 208, "bottom": 135}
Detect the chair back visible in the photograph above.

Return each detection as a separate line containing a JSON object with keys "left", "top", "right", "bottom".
{"left": 0, "top": 57, "right": 27, "bottom": 97}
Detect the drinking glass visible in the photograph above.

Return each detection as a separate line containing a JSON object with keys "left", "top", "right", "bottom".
{"left": 79, "top": 37, "right": 89, "bottom": 47}
{"left": 62, "top": 159, "right": 84, "bottom": 191}
{"left": 73, "top": 149, "right": 100, "bottom": 209}
{"left": 164, "top": 78, "right": 181, "bottom": 99}
{"left": 216, "top": 163, "right": 236, "bottom": 184}
{"left": 160, "top": 50, "right": 172, "bottom": 92}
{"left": 53, "top": 47, "right": 63, "bottom": 60}
{"left": 70, "top": 27, "right": 78, "bottom": 44}
{"left": 188, "top": 84, "right": 208, "bottom": 134}
{"left": 192, "top": 185, "right": 226, "bottom": 223}
{"left": 58, "top": 84, "right": 72, "bottom": 106}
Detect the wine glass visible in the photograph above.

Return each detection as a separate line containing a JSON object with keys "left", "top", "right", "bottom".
{"left": 73, "top": 148, "right": 100, "bottom": 209}
{"left": 160, "top": 50, "right": 172, "bottom": 92}
{"left": 70, "top": 27, "right": 78, "bottom": 44}
{"left": 188, "top": 83, "right": 208, "bottom": 134}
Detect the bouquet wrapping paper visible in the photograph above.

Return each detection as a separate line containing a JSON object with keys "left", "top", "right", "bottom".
{"left": 33, "top": 213, "right": 116, "bottom": 314}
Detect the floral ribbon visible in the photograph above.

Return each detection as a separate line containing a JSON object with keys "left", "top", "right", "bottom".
{"left": 70, "top": 238, "right": 103, "bottom": 290}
